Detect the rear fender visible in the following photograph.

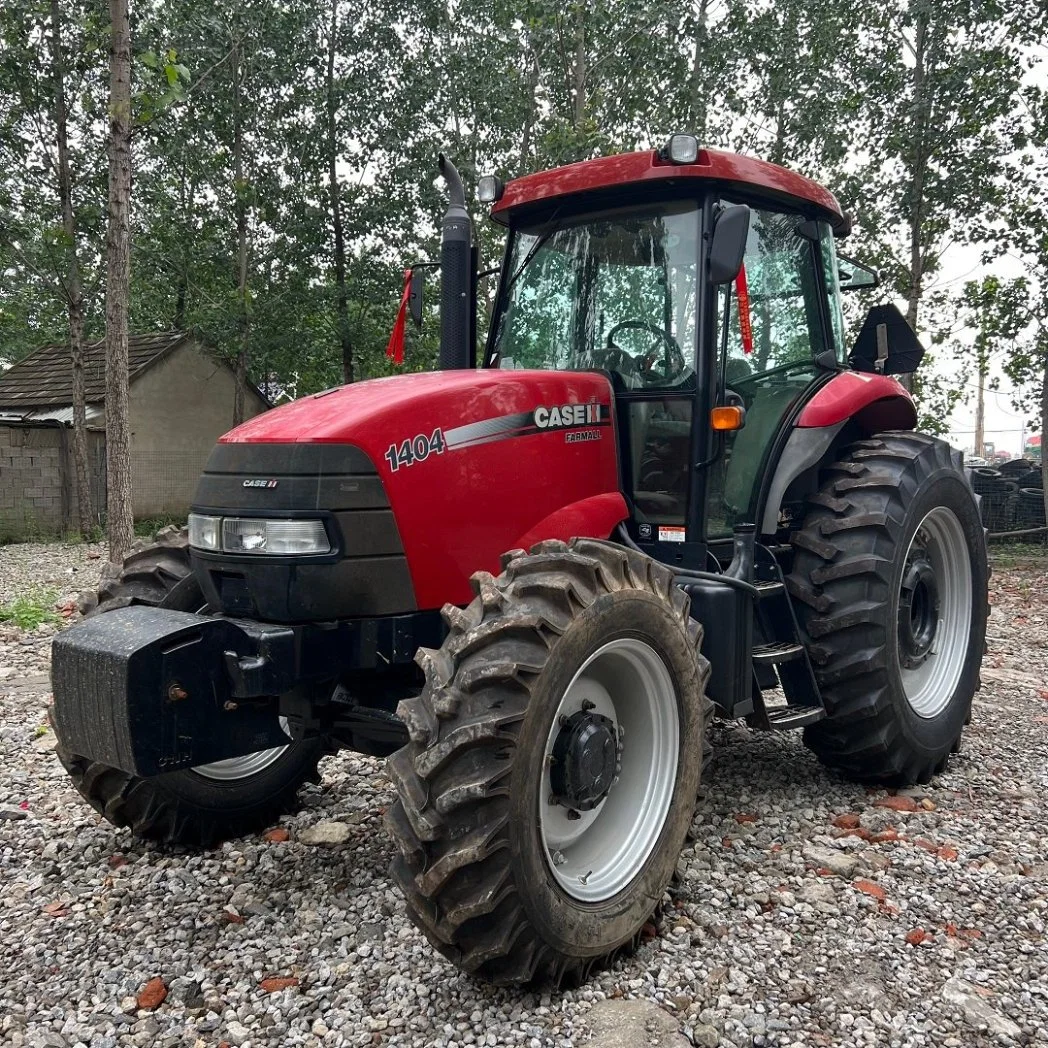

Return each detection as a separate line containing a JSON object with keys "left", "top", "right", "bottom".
{"left": 760, "top": 424, "right": 843, "bottom": 535}
{"left": 513, "top": 491, "right": 628, "bottom": 552}
{"left": 759, "top": 373, "right": 918, "bottom": 535}
{"left": 795, "top": 371, "right": 917, "bottom": 431}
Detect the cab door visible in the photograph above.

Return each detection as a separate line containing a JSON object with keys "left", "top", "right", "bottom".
{"left": 705, "top": 206, "right": 845, "bottom": 541}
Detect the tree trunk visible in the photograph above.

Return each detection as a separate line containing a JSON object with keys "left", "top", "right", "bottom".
{"left": 688, "top": 0, "right": 710, "bottom": 138}
{"left": 49, "top": 0, "right": 93, "bottom": 537}
{"left": 519, "top": 48, "right": 540, "bottom": 174}
{"left": 771, "top": 96, "right": 787, "bottom": 167}
{"left": 326, "top": 0, "right": 352, "bottom": 385}
{"left": 104, "top": 0, "right": 134, "bottom": 562}
{"left": 573, "top": 3, "right": 586, "bottom": 131}
{"left": 173, "top": 155, "right": 188, "bottom": 330}
{"left": 973, "top": 370, "right": 985, "bottom": 460}
{"left": 233, "top": 42, "right": 249, "bottom": 424}
{"left": 901, "top": 13, "right": 931, "bottom": 394}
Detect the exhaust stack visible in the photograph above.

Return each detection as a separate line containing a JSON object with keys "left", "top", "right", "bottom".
{"left": 437, "top": 154, "right": 474, "bottom": 370}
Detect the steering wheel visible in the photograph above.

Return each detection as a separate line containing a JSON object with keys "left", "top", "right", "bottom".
{"left": 605, "top": 320, "right": 687, "bottom": 385}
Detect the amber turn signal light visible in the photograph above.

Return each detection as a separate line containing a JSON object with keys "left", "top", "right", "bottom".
{"left": 710, "top": 405, "right": 746, "bottom": 431}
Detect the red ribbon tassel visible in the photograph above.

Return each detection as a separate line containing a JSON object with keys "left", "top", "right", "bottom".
{"left": 385, "top": 269, "right": 412, "bottom": 366}
{"left": 736, "top": 264, "right": 754, "bottom": 355}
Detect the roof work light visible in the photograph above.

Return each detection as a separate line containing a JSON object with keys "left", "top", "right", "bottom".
{"left": 661, "top": 134, "right": 700, "bottom": 165}
{"left": 477, "top": 175, "right": 505, "bottom": 204}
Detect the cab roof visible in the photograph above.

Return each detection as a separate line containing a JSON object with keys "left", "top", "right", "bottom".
{"left": 490, "top": 147, "right": 842, "bottom": 226}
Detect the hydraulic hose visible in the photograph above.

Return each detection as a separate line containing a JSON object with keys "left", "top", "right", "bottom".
{"left": 615, "top": 524, "right": 759, "bottom": 598}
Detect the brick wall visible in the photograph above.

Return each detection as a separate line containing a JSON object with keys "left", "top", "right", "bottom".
{"left": 0, "top": 423, "right": 106, "bottom": 540}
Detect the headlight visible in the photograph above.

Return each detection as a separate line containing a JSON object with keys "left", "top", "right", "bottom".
{"left": 189, "top": 513, "right": 330, "bottom": 555}
{"left": 188, "top": 513, "right": 221, "bottom": 550}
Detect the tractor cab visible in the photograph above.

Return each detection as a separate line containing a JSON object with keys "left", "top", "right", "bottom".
{"left": 484, "top": 184, "right": 849, "bottom": 563}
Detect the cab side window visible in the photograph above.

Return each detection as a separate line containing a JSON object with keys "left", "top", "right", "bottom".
{"left": 707, "top": 207, "right": 828, "bottom": 538}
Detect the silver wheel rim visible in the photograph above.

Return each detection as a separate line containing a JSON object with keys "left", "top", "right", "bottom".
{"left": 191, "top": 717, "right": 293, "bottom": 781}
{"left": 539, "top": 638, "right": 679, "bottom": 902}
{"left": 899, "top": 507, "right": 972, "bottom": 718}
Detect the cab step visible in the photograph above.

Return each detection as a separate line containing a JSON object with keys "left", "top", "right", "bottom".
{"left": 755, "top": 580, "right": 785, "bottom": 599}
{"left": 764, "top": 706, "right": 826, "bottom": 730}
{"left": 752, "top": 641, "right": 804, "bottom": 665}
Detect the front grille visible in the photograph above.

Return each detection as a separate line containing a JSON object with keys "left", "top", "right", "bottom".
{"left": 189, "top": 442, "right": 415, "bottom": 622}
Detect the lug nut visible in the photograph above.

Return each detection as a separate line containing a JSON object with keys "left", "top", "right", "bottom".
{"left": 552, "top": 851, "right": 566, "bottom": 866}
{"left": 567, "top": 809, "right": 581, "bottom": 821}
{"left": 167, "top": 683, "right": 188, "bottom": 702}
{"left": 223, "top": 700, "right": 239, "bottom": 711}
{"left": 581, "top": 699, "right": 596, "bottom": 711}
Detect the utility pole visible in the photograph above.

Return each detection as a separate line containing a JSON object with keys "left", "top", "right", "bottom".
{"left": 974, "top": 375, "right": 985, "bottom": 459}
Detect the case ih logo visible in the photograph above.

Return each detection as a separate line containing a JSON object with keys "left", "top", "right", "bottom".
{"left": 533, "top": 403, "right": 603, "bottom": 429}
{"left": 242, "top": 479, "right": 279, "bottom": 489}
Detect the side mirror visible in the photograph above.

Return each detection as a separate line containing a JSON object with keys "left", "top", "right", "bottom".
{"left": 409, "top": 268, "right": 425, "bottom": 329}
{"left": 708, "top": 204, "right": 751, "bottom": 285}
{"left": 838, "top": 254, "right": 879, "bottom": 291}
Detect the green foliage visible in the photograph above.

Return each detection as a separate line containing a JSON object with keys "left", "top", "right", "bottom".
{"left": 136, "top": 46, "right": 190, "bottom": 122}
{"left": 134, "top": 515, "right": 186, "bottom": 538}
{"left": 0, "top": 587, "right": 61, "bottom": 630}
{"left": 0, "top": 0, "right": 1044, "bottom": 437}
{"left": 0, "top": 1, "right": 108, "bottom": 360}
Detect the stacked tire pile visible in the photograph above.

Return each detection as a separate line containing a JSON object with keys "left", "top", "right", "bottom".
{"left": 971, "top": 461, "right": 1045, "bottom": 538}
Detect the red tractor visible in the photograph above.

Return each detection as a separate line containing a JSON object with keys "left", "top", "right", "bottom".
{"left": 51, "top": 137, "right": 987, "bottom": 987}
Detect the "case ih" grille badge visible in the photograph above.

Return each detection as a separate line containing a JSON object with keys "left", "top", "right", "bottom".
{"left": 242, "top": 479, "right": 279, "bottom": 489}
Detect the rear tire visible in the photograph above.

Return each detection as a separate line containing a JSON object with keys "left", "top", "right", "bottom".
{"left": 55, "top": 526, "right": 327, "bottom": 847}
{"left": 386, "top": 538, "right": 710, "bottom": 986}
{"left": 786, "top": 433, "right": 988, "bottom": 785}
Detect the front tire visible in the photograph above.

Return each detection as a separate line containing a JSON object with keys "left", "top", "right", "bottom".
{"left": 55, "top": 526, "right": 327, "bottom": 847}
{"left": 386, "top": 538, "right": 710, "bottom": 986}
{"left": 786, "top": 433, "right": 988, "bottom": 785}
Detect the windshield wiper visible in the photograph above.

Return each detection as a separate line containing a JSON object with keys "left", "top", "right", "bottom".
{"left": 505, "top": 209, "right": 565, "bottom": 291}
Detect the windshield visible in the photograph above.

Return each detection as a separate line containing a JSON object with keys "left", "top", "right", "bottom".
{"left": 492, "top": 203, "right": 699, "bottom": 390}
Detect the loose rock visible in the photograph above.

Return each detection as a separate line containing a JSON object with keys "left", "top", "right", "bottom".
{"left": 942, "top": 977, "right": 1023, "bottom": 1040}
{"left": 802, "top": 842, "right": 859, "bottom": 877}
{"left": 298, "top": 820, "right": 352, "bottom": 846}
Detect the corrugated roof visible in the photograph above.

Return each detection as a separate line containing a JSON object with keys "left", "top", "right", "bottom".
{"left": 21, "top": 405, "right": 105, "bottom": 426}
{"left": 0, "top": 331, "right": 190, "bottom": 409}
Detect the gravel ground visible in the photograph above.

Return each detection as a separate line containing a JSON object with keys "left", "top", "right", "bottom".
{"left": 1, "top": 540, "right": 1046, "bottom": 1048}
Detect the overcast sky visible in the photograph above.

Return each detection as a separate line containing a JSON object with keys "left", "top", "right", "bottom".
{"left": 937, "top": 45, "right": 1047, "bottom": 460}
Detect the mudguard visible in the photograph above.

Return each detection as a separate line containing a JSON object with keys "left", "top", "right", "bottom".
{"left": 795, "top": 371, "right": 917, "bottom": 431}
{"left": 761, "top": 372, "right": 917, "bottom": 534}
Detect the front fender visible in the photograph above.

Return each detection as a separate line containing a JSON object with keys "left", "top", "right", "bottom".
{"left": 513, "top": 491, "right": 628, "bottom": 551}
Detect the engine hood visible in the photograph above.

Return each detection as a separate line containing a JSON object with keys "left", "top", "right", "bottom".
{"left": 214, "top": 368, "right": 626, "bottom": 609}
{"left": 222, "top": 370, "right": 577, "bottom": 445}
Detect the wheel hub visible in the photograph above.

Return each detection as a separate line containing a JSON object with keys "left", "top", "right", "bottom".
{"left": 898, "top": 550, "right": 940, "bottom": 669}
{"left": 549, "top": 711, "right": 618, "bottom": 811}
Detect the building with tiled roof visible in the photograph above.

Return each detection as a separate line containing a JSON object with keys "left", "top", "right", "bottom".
{"left": 0, "top": 332, "right": 268, "bottom": 534}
